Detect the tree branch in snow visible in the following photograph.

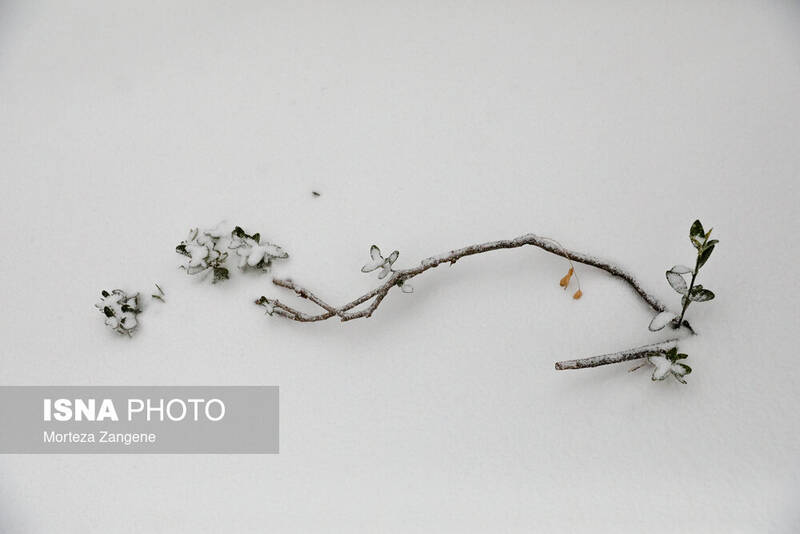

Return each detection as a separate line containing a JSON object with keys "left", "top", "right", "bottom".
{"left": 256, "top": 221, "right": 716, "bottom": 382}
{"left": 554, "top": 339, "right": 679, "bottom": 370}
{"left": 256, "top": 233, "right": 668, "bottom": 323}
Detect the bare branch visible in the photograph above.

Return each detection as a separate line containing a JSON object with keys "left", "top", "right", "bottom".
{"left": 554, "top": 339, "right": 679, "bottom": 370}
{"left": 257, "top": 233, "right": 667, "bottom": 325}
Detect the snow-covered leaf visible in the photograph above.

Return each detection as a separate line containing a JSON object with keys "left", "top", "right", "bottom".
{"left": 688, "top": 286, "right": 715, "bottom": 302}
{"left": 120, "top": 313, "right": 137, "bottom": 330}
{"left": 690, "top": 220, "right": 705, "bottom": 238}
{"left": 690, "top": 220, "right": 705, "bottom": 249}
{"left": 186, "top": 264, "right": 208, "bottom": 275}
{"left": 227, "top": 228, "right": 288, "bottom": 272}
{"left": 674, "top": 362, "right": 691, "bottom": 375}
{"left": 186, "top": 244, "right": 209, "bottom": 267}
{"left": 361, "top": 245, "right": 385, "bottom": 273}
{"left": 648, "top": 311, "right": 677, "bottom": 331}
{"left": 670, "top": 265, "right": 692, "bottom": 275}
{"left": 648, "top": 354, "right": 692, "bottom": 384}
{"left": 97, "top": 289, "right": 140, "bottom": 336}
{"left": 205, "top": 221, "right": 227, "bottom": 238}
{"left": 399, "top": 281, "right": 414, "bottom": 293}
{"left": 262, "top": 243, "right": 288, "bottom": 259}
{"left": 362, "top": 246, "right": 398, "bottom": 278}
{"left": 377, "top": 262, "right": 393, "bottom": 279}
{"left": 649, "top": 355, "right": 673, "bottom": 380}
{"left": 246, "top": 247, "right": 266, "bottom": 267}
{"left": 666, "top": 271, "right": 688, "bottom": 294}
{"left": 697, "top": 244, "right": 715, "bottom": 268}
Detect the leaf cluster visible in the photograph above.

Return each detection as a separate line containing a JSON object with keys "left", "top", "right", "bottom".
{"left": 95, "top": 289, "right": 141, "bottom": 336}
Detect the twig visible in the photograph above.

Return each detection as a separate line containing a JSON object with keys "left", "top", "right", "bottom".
{"left": 256, "top": 233, "right": 667, "bottom": 322}
{"left": 554, "top": 339, "right": 679, "bottom": 370}
{"left": 151, "top": 283, "right": 166, "bottom": 303}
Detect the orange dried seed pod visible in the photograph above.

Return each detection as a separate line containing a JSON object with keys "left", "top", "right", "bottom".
{"left": 559, "top": 267, "right": 574, "bottom": 288}
{"left": 573, "top": 289, "right": 583, "bottom": 300}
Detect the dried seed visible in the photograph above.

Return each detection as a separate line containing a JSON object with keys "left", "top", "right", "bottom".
{"left": 559, "top": 267, "right": 574, "bottom": 288}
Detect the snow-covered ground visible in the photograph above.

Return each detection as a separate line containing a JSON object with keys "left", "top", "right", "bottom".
{"left": 1, "top": 1, "right": 799, "bottom": 532}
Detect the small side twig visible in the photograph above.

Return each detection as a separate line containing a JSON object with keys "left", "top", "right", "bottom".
{"left": 151, "top": 283, "right": 166, "bottom": 303}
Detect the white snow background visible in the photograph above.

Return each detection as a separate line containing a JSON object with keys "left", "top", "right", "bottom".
{"left": 1, "top": 1, "right": 799, "bottom": 532}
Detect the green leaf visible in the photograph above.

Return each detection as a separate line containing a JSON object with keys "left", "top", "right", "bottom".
{"left": 252, "top": 232, "right": 261, "bottom": 244}
{"left": 689, "top": 286, "right": 715, "bottom": 302}
{"left": 665, "top": 347, "right": 678, "bottom": 361}
{"left": 212, "top": 267, "right": 230, "bottom": 284}
{"left": 674, "top": 353, "right": 688, "bottom": 360}
{"left": 690, "top": 220, "right": 704, "bottom": 238}
{"left": 232, "top": 226, "right": 246, "bottom": 239}
{"left": 690, "top": 220, "right": 705, "bottom": 249}
{"left": 697, "top": 245, "right": 715, "bottom": 268}
{"left": 674, "top": 363, "right": 692, "bottom": 375}
{"left": 666, "top": 271, "right": 688, "bottom": 294}
{"left": 175, "top": 244, "right": 189, "bottom": 256}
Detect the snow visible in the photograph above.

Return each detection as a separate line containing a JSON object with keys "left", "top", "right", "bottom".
{"left": 1, "top": 2, "right": 800, "bottom": 532}
{"left": 185, "top": 244, "right": 209, "bottom": 267}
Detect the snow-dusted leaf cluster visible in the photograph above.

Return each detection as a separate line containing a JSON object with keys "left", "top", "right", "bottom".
{"left": 361, "top": 245, "right": 398, "bottom": 279}
{"left": 648, "top": 310, "right": 677, "bottom": 332}
{"left": 95, "top": 289, "right": 141, "bottom": 336}
{"left": 229, "top": 226, "right": 288, "bottom": 272}
{"left": 647, "top": 347, "right": 692, "bottom": 384}
{"left": 176, "top": 226, "right": 230, "bottom": 283}
{"left": 361, "top": 245, "right": 413, "bottom": 292}
{"left": 176, "top": 223, "right": 288, "bottom": 283}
